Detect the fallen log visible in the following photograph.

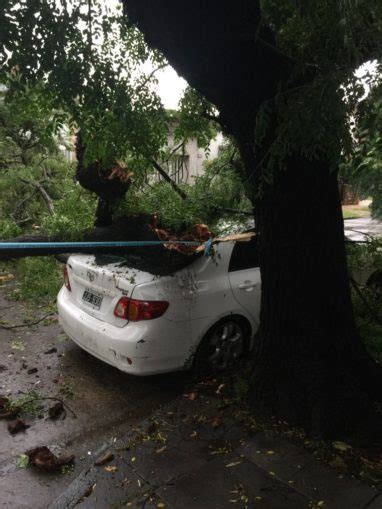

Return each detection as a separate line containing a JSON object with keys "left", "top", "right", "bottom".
{"left": 0, "top": 215, "right": 156, "bottom": 261}
{"left": 0, "top": 215, "right": 204, "bottom": 275}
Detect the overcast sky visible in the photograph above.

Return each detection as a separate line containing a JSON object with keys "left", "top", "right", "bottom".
{"left": 154, "top": 66, "right": 188, "bottom": 109}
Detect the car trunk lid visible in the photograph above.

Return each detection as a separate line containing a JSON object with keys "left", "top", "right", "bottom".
{"left": 66, "top": 255, "right": 155, "bottom": 327}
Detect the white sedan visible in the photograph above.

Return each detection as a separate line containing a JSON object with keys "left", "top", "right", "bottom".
{"left": 57, "top": 236, "right": 261, "bottom": 376}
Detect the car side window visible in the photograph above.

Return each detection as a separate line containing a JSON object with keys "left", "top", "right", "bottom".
{"left": 229, "top": 237, "right": 259, "bottom": 272}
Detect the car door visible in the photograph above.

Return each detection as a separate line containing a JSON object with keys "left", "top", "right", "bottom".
{"left": 228, "top": 236, "right": 261, "bottom": 327}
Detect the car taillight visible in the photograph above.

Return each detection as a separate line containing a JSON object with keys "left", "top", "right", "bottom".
{"left": 114, "top": 297, "right": 169, "bottom": 321}
{"left": 63, "top": 266, "right": 71, "bottom": 291}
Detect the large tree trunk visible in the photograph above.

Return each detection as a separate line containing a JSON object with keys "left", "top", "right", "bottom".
{"left": 248, "top": 152, "right": 381, "bottom": 435}
{"left": 123, "top": 0, "right": 382, "bottom": 436}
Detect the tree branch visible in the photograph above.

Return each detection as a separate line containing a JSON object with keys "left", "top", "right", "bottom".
{"left": 0, "top": 312, "right": 56, "bottom": 330}
{"left": 151, "top": 159, "right": 187, "bottom": 200}
{"left": 18, "top": 178, "right": 55, "bottom": 214}
{"left": 164, "top": 141, "right": 185, "bottom": 163}
{"left": 201, "top": 111, "right": 222, "bottom": 124}
{"left": 136, "top": 63, "right": 168, "bottom": 94}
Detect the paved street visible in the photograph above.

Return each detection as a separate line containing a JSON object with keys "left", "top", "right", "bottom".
{"left": 344, "top": 218, "right": 382, "bottom": 241}
{"left": 0, "top": 291, "right": 188, "bottom": 508}
{"left": 53, "top": 391, "right": 382, "bottom": 509}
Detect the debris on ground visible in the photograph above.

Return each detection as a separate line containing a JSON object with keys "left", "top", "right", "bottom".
{"left": 104, "top": 465, "right": 118, "bottom": 473}
{"left": 8, "top": 418, "right": 30, "bottom": 435}
{"left": 211, "top": 416, "right": 222, "bottom": 428}
{"left": 0, "top": 395, "right": 8, "bottom": 410}
{"left": 0, "top": 274, "right": 14, "bottom": 282}
{"left": 27, "top": 368, "right": 38, "bottom": 375}
{"left": 48, "top": 401, "right": 65, "bottom": 420}
{"left": 145, "top": 421, "right": 158, "bottom": 435}
{"left": 0, "top": 365, "right": 7, "bottom": 372}
{"left": 44, "top": 347, "right": 57, "bottom": 355}
{"left": 94, "top": 452, "right": 115, "bottom": 466}
{"left": 26, "top": 446, "right": 74, "bottom": 472}
{"left": 0, "top": 396, "right": 20, "bottom": 419}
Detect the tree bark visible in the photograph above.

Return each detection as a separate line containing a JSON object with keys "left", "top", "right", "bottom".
{"left": 123, "top": 0, "right": 382, "bottom": 436}
{"left": 75, "top": 132, "right": 131, "bottom": 226}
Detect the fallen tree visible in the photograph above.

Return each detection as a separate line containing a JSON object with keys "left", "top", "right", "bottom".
{"left": 0, "top": 215, "right": 211, "bottom": 275}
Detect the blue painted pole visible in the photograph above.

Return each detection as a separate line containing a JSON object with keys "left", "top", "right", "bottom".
{"left": 0, "top": 241, "right": 201, "bottom": 250}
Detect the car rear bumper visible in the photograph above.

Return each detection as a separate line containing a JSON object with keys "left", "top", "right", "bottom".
{"left": 57, "top": 287, "right": 184, "bottom": 375}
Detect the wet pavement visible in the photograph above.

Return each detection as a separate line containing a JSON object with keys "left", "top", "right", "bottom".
{"left": 53, "top": 391, "right": 382, "bottom": 509}
{"left": 344, "top": 217, "right": 382, "bottom": 241}
{"left": 0, "top": 291, "right": 188, "bottom": 508}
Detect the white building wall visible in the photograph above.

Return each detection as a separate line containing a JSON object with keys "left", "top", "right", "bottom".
{"left": 167, "top": 131, "right": 223, "bottom": 184}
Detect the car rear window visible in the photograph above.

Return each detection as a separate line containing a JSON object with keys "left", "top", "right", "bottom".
{"left": 229, "top": 236, "right": 259, "bottom": 272}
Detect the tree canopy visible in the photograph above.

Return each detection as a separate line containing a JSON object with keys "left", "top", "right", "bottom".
{"left": 1, "top": 0, "right": 218, "bottom": 173}
{"left": 341, "top": 80, "right": 382, "bottom": 217}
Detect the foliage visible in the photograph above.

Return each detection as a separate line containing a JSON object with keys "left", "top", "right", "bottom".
{"left": 41, "top": 184, "right": 96, "bottom": 240}
{"left": 252, "top": 1, "right": 382, "bottom": 193}
{"left": 346, "top": 237, "right": 382, "bottom": 277}
{"left": 1, "top": 0, "right": 167, "bottom": 160}
{"left": 174, "top": 88, "right": 218, "bottom": 150}
{"left": 0, "top": 218, "right": 22, "bottom": 239}
{"left": 9, "top": 257, "right": 62, "bottom": 302}
{"left": 1, "top": 1, "right": 196, "bottom": 169}
{"left": 0, "top": 80, "right": 61, "bottom": 166}
{"left": 0, "top": 82, "right": 97, "bottom": 240}
{"left": 5, "top": 390, "right": 44, "bottom": 417}
{"left": 340, "top": 83, "right": 382, "bottom": 218}
{"left": 16, "top": 454, "right": 29, "bottom": 469}
{"left": 347, "top": 238, "right": 382, "bottom": 362}
{"left": 1, "top": 0, "right": 220, "bottom": 226}
{"left": 116, "top": 142, "right": 252, "bottom": 233}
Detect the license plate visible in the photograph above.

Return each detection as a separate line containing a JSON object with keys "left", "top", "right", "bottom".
{"left": 82, "top": 289, "right": 103, "bottom": 309}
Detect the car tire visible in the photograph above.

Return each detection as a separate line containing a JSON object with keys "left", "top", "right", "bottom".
{"left": 192, "top": 317, "right": 250, "bottom": 376}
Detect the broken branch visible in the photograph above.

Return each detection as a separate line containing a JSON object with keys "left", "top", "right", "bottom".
{"left": 151, "top": 159, "right": 187, "bottom": 200}
{"left": 0, "top": 312, "right": 55, "bottom": 330}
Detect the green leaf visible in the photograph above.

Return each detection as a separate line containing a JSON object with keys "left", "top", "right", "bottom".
{"left": 16, "top": 454, "right": 29, "bottom": 469}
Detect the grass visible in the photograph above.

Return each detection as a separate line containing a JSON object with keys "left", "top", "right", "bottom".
{"left": 0, "top": 257, "right": 62, "bottom": 303}
{"left": 343, "top": 209, "right": 364, "bottom": 219}
{"left": 342, "top": 204, "right": 371, "bottom": 219}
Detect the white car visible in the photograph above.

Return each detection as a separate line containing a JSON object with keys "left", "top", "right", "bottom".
{"left": 57, "top": 235, "right": 261, "bottom": 376}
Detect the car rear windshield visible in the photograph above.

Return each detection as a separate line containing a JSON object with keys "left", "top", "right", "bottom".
{"left": 229, "top": 236, "right": 259, "bottom": 272}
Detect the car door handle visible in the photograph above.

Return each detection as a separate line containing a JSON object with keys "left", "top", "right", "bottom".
{"left": 238, "top": 281, "right": 256, "bottom": 289}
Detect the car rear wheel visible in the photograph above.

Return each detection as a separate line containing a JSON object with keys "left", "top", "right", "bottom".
{"left": 193, "top": 317, "right": 249, "bottom": 375}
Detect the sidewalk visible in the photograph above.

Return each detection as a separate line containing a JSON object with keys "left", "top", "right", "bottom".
{"left": 51, "top": 390, "right": 382, "bottom": 509}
